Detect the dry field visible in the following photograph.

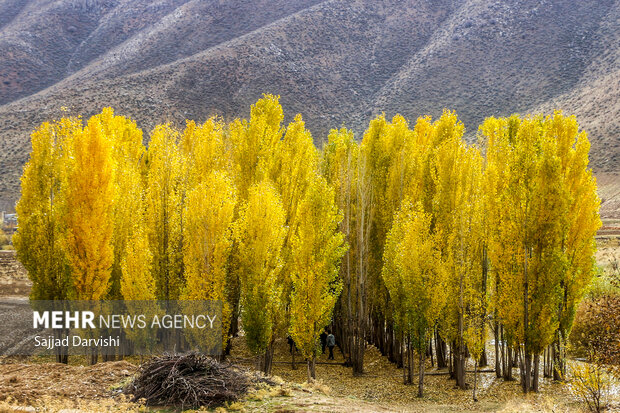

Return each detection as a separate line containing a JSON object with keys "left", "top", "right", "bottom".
{"left": 0, "top": 242, "right": 619, "bottom": 412}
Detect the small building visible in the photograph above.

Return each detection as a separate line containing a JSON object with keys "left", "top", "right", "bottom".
{"left": 1, "top": 212, "right": 17, "bottom": 236}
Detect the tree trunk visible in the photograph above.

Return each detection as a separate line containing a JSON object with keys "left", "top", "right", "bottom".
{"left": 428, "top": 338, "right": 434, "bottom": 368}
{"left": 453, "top": 339, "right": 467, "bottom": 389}
{"left": 478, "top": 245, "right": 488, "bottom": 371}
{"left": 435, "top": 330, "right": 447, "bottom": 369}
{"left": 512, "top": 348, "right": 519, "bottom": 368}
{"left": 378, "top": 314, "right": 385, "bottom": 355}
{"left": 406, "top": 338, "right": 414, "bottom": 385}
{"left": 393, "top": 332, "right": 403, "bottom": 368}
{"left": 418, "top": 347, "right": 425, "bottom": 397}
{"left": 307, "top": 355, "right": 316, "bottom": 381}
{"left": 457, "top": 259, "right": 466, "bottom": 390}
{"left": 553, "top": 338, "right": 564, "bottom": 380}
{"left": 473, "top": 360, "right": 478, "bottom": 401}
{"left": 291, "top": 344, "right": 297, "bottom": 370}
{"left": 54, "top": 329, "right": 68, "bottom": 364}
{"left": 352, "top": 331, "right": 365, "bottom": 375}
{"left": 402, "top": 340, "right": 407, "bottom": 385}
{"left": 222, "top": 270, "right": 239, "bottom": 358}
{"left": 544, "top": 346, "right": 551, "bottom": 378}
{"left": 523, "top": 352, "right": 532, "bottom": 393}
{"left": 503, "top": 344, "right": 513, "bottom": 381}
{"left": 478, "top": 344, "right": 487, "bottom": 367}
{"left": 532, "top": 353, "right": 540, "bottom": 392}
{"left": 263, "top": 341, "right": 275, "bottom": 376}
{"left": 456, "top": 345, "right": 466, "bottom": 389}
{"left": 494, "top": 321, "right": 501, "bottom": 378}
{"left": 522, "top": 242, "right": 529, "bottom": 392}
{"left": 89, "top": 346, "right": 98, "bottom": 365}
{"left": 449, "top": 343, "right": 455, "bottom": 379}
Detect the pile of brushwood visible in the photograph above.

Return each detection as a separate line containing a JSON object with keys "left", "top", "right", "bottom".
{"left": 127, "top": 353, "right": 274, "bottom": 408}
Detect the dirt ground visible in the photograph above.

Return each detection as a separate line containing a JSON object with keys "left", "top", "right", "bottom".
{"left": 0, "top": 243, "right": 618, "bottom": 412}
{"left": 0, "top": 251, "right": 30, "bottom": 298}
{"left": 1, "top": 337, "right": 617, "bottom": 412}
{"left": 0, "top": 359, "right": 135, "bottom": 403}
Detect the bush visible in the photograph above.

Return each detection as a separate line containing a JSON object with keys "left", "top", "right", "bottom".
{"left": 0, "top": 229, "right": 10, "bottom": 246}
{"left": 570, "top": 295, "right": 620, "bottom": 377}
{"left": 569, "top": 360, "right": 611, "bottom": 412}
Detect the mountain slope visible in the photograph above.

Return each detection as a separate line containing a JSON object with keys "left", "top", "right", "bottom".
{"left": 0, "top": 0, "right": 618, "bottom": 212}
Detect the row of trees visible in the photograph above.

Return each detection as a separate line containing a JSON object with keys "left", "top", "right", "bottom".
{"left": 15, "top": 96, "right": 600, "bottom": 392}
{"left": 326, "top": 110, "right": 600, "bottom": 396}
{"left": 15, "top": 101, "right": 345, "bottom": 377}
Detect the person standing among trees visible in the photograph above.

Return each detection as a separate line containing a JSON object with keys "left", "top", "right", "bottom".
{"left": 320, "top": 329, "right": 328, "bottom": 354}
{"left": 327, "top": 330, "right": 336, "bottom": 360}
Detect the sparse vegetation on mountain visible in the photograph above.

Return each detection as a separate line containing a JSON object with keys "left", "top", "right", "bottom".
{"left": 0, "top": 0, "right": 619, "bottom": 213}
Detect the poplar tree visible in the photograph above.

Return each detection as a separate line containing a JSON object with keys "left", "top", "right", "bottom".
{"left": 14, "top": 118, "right": 79, "bottom": 303}
{"left": 120, "top": 226, "right": 155, "bottom": 301}
{"left": 182, "top": 171, "right": 237, "bottom": 349}
{"left": 181, "top": 117, "right": 230, "bottom": 189}
{"left": 91, "top": 108, "right": 146, "bottom": 299}
{"left": 14, "top": 118, "right": 79, "bottom": 364}
{"left": 227, "top": 95, "right": 283, "bottom": 345}
{"left": 480, "top": 115, "right": 521, "bottom": 381}
{"left": 289, "top": 176, "right": 346, "bottom": 381}
{"left": 234, "top": 180, "right": 286, "bottom": 374}
{"left": 230, "top": 94, "right": 283, "bottom": 199}
{"left": 359, "top": 114, "right": 396, "bottom": 362}
{"left": 64, "top": 116, "right": 115, "bottom": 301}
{"left": 382, "top": 201, "right": 446, "bottom": 396}
{"left": 121, "top": 225, "right": 158, "bottom": 355}
{"left": 455, "top": 146, "right": 486, "bottom": 401}
{"left": 430, "top": 110, "right": 472, "bottom": 389}
{"left": 482, "top": 112, "right": 600, "bottom": 392}
{"left": 145, "top": 124, "right": 185, "bottom": 300}
{"left": 322, "top": 127, "right": 365, "bottom": 372}
{"left": 546, "top": 111, "right": 601, "bottom": 380}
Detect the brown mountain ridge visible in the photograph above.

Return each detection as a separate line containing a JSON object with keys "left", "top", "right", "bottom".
{"left": 0, "top": 0, "right": 618, "bottom": 214}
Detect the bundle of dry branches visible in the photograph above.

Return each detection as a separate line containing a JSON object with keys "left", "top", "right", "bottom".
{"left": 127, "top": 353, "right": 273, "bottom": 408}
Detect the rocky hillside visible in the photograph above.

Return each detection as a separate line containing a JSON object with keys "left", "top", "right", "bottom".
{"left": 0, "top": 0, "right": 618, "bottom": 212}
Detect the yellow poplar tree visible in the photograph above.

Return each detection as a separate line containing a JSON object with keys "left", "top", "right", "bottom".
{"left": 230, "top": 94, "right": 284, "bottom": 199}
{"left": 90, "top": 108, "right": 145, "bottom": 299}
{"left": 430, "top": 110, "right": 471, "bottom": 389}
{"left": 181, "top": 117, "right": 230, "bottom": 188}
{"left": 121, "top": 225, "right": 158, "bottom": 354}
{"left": 289, "top": 176, "right": 346, "bottom": 381}
{"left": 145, "top": 124, "right": 185, "bottom": 300}
{"left": 545, "top": 111, "right": 601, "bottom": 379}
{"left": 269, "top": 113, "right": 320, "bottom": 365}
{"left": 120, "top": 226, "right": 155, "bottom": 301}
{"left": 382, "top": 201, "right": 446, "bottom": 396}
{"left": 64, "top": 116, "right": 115, "bottom": 301}
{"left": 234, "top": 180, "right": 286, "bottom": 374}
{"left": 359, "top": 114, "right": 397, "bottom": 364}
{"left": 480, "top": 114, "right": 522, "bottom": 380}
{"left": 227, "top": 95, "right": 283, "bottom": 346}
{"left": 484, "top": 113, "right": 592, "bottom": 392}
{"left": 455, "top": 146, "right": 486, "bottom": 401}
{"left": 14, "top": 118, "right": 80, "bottom": 303}
{"left": 322, "top": 127, "right": 366, "bottom": 373}
{"left": 182, "top": 171, "right": 237, "bottom": 349}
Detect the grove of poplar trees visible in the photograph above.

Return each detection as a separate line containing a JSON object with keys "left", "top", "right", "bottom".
{"left": 15, "top": 97, "right": 600, "bottom": 394}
